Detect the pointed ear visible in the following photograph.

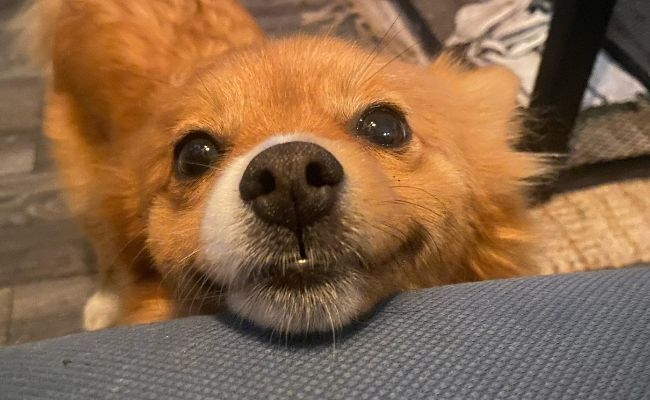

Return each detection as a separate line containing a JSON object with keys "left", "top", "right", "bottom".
{"left": 461, "top": 64, "right": 520, "bottom": 111}
{"left": 425, "top": 53, "right": 544, "bottom": 281}
{"left": 427, "top": 55, "right": 543, "bottom": 187}
{"left": 427, "top": 53, "right": 521, "bottom": 120}
{"left": 48, "top": 0, "right": 264, "bottom": 137}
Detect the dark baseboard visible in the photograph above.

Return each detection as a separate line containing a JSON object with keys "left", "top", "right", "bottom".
{"left": 552, "top": 155, "right": 650, "bottom": 195}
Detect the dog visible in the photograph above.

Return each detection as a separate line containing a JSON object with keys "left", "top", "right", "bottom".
{"left": 16, "top": 0, "right": 544, "bottom": 334}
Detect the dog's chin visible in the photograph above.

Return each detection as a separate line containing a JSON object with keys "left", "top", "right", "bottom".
{"left": 225, "top": 260, "right": 371, "bottom": 334}
{"left": 196, "top": 221, "right": 430, "bottom": 334}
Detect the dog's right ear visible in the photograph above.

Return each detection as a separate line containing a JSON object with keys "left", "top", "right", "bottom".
{"left": 19, "top": 0, "right": 265, "bottom": 137}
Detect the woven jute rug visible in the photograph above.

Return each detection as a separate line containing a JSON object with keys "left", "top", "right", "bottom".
{"left": 533, "top": 178, "right": 650, "bottom": 274}
{"left": 568, "top": 97, "right": 650, "bottom": 167}
{"left": 247, "top": 0, "right": 650, "bottom": 273}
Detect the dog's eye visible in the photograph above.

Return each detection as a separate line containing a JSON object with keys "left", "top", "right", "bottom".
{"left": 174, "top": 131, "right": 222, "bottom": 178}
{"left": 356, "top": 105, "right": 410, "bottom": 148}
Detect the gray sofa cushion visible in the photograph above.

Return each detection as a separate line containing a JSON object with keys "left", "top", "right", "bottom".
{"left": 1, "top": 266, "right": 649, "bottom": 399}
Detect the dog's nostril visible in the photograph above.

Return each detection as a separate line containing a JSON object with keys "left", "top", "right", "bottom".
{"left": 305, "top": 158, "right": 343, "bottom": 188}
{"left": 306, "top": 162, "right": 327, "bottom": 187}
{"left": 258, "top": 169, "right": 276, "bottom": 195}
{"left": 240, "top": 168, "right": 276, "bottom": 202}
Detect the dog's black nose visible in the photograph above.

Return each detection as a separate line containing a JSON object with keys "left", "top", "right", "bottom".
{"left": 239, "top": 141, "right": 344, "bottom": 231}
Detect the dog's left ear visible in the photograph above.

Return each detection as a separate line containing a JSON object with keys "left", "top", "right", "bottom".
{"left": 427, "top": 53, "right": 521, "bottom": 124}
{"left": 459, "top": 64, "right": 520, "bottom": 116}
{"left": 426, "top": 53, "right": 539, "bottom": 189}
{"left": 427, "top": 54, "right": 544, "bottom": 280}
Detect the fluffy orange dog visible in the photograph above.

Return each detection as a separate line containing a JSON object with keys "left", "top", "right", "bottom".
{"left": 20, "top": 0, "right": 543, "bottom": 333}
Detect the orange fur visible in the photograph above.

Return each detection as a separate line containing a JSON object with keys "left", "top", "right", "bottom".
{"left": 20, "top": 0, "right": 545, "bottom": 332}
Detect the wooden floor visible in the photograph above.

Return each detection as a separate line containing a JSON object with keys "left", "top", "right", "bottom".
{"left": 0, "top": 0, "right": 98, "bottom": 346}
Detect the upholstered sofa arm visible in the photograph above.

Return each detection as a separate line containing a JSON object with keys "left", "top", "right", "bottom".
{"left": 2, "top": 266, "right": 649, "bottom": 399}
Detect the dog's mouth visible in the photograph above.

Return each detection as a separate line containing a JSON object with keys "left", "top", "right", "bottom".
{"left": 185, "top": 221, "right": 430, "bottom": 334}
{"left": 245, "top": 258, "right": 352, "bottom": 289}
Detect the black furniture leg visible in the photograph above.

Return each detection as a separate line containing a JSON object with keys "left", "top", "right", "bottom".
{"left": 528, "top": 0, "right": 618, "bottom": 157}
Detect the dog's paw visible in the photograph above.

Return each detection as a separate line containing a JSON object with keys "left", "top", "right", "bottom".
{"left": 83, "top": 290, "right": 121, "bottom": 331}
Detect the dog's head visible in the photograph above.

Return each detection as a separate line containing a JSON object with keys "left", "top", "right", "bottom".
{"left": 112, "top": 37, "right": 541, "bottom": 333}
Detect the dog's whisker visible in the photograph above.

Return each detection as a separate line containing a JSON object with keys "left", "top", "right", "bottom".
{"left": 359, "top": 40, "right": 424, "bottom": 86}
{"left": 186, "top": 269, "right": 211, "bottom": 315}
{"left": 354, "top": 11, "right": 403, "bottom": 83}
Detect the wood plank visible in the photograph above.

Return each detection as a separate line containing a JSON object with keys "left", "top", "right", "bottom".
{"left": 0, "top": 240, "right": 94, "bottom": 287}
{"left": 9, "top": 274, "right": 96, "bottom": 345}
{"left": 0, "top": 0, "right": 42, "bottom": 80}
{"left": 0, "top": 130, "right": 36, "bottom": 176}
{"left": 32, "top": 129, "right": 55, "bottom": 172}
{"left": 0, "top": 77, "right": 44, "bottom": 132}
{"left": 9, "top": 313, "right": 86, "bottom": 345}
{"left": 0, "top": 169, "right": 59, "bottom": 195}
{"left": 0, "top": 287, "right": 11, "bottom": 346}
{"left": 11, "top": 275, "right": 95, "bottom": 321}
{"left": 0, "top": 217, "right": 83, "bottom": 253}
{"left": 0, "top": 170, "right": 69, "bottom": 231}
{"left": 0, "top": 168, "right": 96, "bottom": 285}
{"left": 0, "top": 163, "right": 91, "bottom": 278}
{"left": 0, "top": 127, "right": 53, "bottom": 173}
